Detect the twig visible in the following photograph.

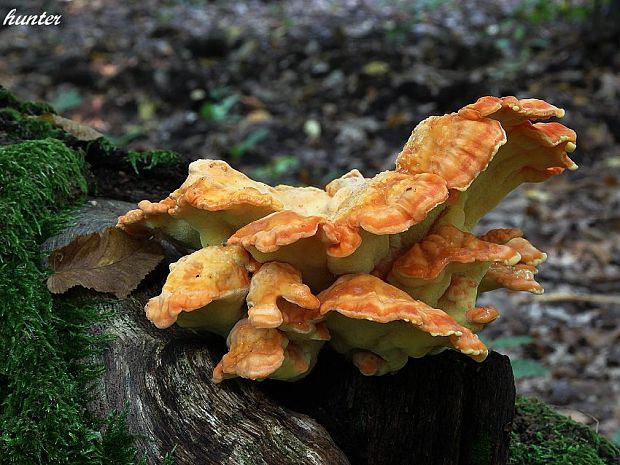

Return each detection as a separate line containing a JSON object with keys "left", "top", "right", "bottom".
{"left": 527, "top": 292, "right": 620, "bottom": 305}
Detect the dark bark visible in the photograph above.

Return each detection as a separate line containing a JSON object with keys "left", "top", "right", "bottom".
{"left": 262, "top": 349, "right": 515, "bottom": 465}
{"left": 49, "top": 199, "right": 516, "bottom": 465}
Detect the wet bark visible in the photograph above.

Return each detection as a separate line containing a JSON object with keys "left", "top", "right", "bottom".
{"left": 49, "top": 199, "right": 515, "bottom": 465}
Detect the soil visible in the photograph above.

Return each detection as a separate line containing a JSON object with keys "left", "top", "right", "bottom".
{"left": 1, "top": 0, "right": 619, "bottom": 439}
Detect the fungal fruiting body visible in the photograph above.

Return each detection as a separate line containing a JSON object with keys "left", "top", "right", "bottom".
{"left": 118, "top": 96, "right": 576, "bottom": 382}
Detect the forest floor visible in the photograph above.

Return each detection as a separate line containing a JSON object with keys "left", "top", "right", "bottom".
{"left": 1, "top": 0, "right": 619, "bottom": 439}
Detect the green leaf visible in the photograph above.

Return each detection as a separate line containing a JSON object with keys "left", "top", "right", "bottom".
{"left": 489, "top": 335, "right": 534, "bottom": 349}
{"left": 138, "top": 98, "right": 157, "bottom": 121}
{"left": 209, "top": 86, "right": 232, "bottom": 100}
{"left": 251, "top": 155, "right": 299, "bottom": 181}
{"left": 272, "top": 156, "right": 299, "bottom": 175}
{"left": 200, "top": 95, "right": 239, "bottom": 122}
{"left": 229, "top": 128, "right": 270, "bottom": 158}
{"left": 51, "top": 89, "right": 83, "bottom": 113}
{"left": 363, "top": 61, "right": 390, "bottom": 76}
{"left": 106, "top": 125, "right": 145, "bottom": 147}
{"left": 511, "top": 359, "right": 549, "bottom": 380}
{"left": 513, "top": 24, "right": 526, "bottom": 41}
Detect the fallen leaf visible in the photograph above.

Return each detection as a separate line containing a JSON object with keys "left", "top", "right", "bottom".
{"left": 606, "top": 157, "right": 620, "bottom": 168}
{"left": 47, "top": 227, "right": 164, "bottom": 298}
{"left": 385, "top": 112, "right": 410, "bottom": 128}
{"left": 245, "top": 109, "right": 271, "bottom": 124}
{"left": 551, "top": 407, "right": 598, "bottom": 427}
{"left": 239, "top": 95, "right": 265, "bottom": 109}
{"left": 363, "top": 61, "right": 389, "bottom": 76}
{"left": 138, "top": 98, "right": 157, "bottom": 122}
{"left": 303, "top": 119, "right": 321, "bottom": 139}
{"left": 39, "top": 112, "right": 103, "bottom": 141}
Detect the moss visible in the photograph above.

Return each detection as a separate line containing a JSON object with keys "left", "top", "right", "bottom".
{"left": 510, "top": 397, "right": 620, "bottom": 465}
{"left": 0, "top": 93, "right": 141, "bottom": 464}
{"left": 0, "top": 87, "right": 59, "bottom": 145}
{"left": 2, "top": 268, "right": 103, "bottom": 463}
{"left": 0, "top": 108, "right": 62, "bottom": 144}
{"left": 126, "top": 149, "right": 179, "bottom": 174}
{"left": 87, "top": 136, "right": 117, "bottom": 156}
{"left": 0, "top": 86, "right": 54, "bottom": 115}
{"left": 0, "top": 139, "right": 87, "bottom": 261}
{"left": 1, "top": 86, "right": 181, "bottom": 183}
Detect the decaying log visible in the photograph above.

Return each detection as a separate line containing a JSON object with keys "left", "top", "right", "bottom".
{"left": 89, "top": 291, "right": 349, "bottom": 465}
{"left": 47, "top": 199, "right": 516, "bottom": 465}
{"left": 47, "top": 200, "right": 349, "bottom": 465}
{"left": 263, "top": 348, "right": 515, "bottom": 465}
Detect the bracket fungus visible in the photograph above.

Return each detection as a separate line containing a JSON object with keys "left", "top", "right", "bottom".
{"left": 118, "top": 96, "right": 576, "bottom": 381}
{"left": 144, "top": 244, "right": 257, "bottom": 335}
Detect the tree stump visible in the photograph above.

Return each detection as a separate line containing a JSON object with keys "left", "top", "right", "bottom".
{"left": 263, "top": 349, "right": 515, "bottom": 465}
{"left": 48, "top": 199, "right": 516, "bottom": 465}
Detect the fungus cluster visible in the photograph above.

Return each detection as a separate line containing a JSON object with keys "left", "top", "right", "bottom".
{"left": 118, "top": 96, "right": 576, "bottom": 382}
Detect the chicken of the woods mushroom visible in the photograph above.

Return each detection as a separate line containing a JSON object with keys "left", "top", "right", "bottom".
{"left": 118, "top": 96, "right": 576, "bottom": 383}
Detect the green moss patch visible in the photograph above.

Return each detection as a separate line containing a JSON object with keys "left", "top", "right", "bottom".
{"left": 0, "top": 93, "right": 141, "bottom": 464}
{"left": 0, "top": 139, "right": 86, "bottom": 260}
{"left": 126, "top": 149, "right": 179, "bottom": 174}
{"left": 0, "top": 87, "right": 54, "bottom": 115}
{"left": 510, "top": 397, "right": 619, "bottom": 465}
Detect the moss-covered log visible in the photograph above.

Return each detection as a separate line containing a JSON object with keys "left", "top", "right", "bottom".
{"left": 0, "top": 138, "right": 140, "bottom": 462}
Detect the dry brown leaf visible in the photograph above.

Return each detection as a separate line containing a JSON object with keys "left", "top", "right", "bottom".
{"left": 39, "top": 112, "right": 104, "bottom": 141}
{"left": 47, "top": 227, "right": 164, "bottom": 298}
